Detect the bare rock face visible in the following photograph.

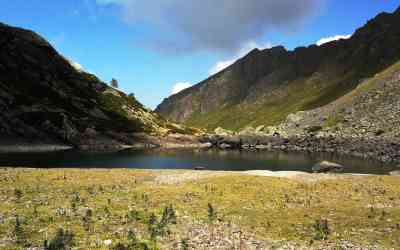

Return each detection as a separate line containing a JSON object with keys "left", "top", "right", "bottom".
{"left": 156, "top": 8, "right": 400, "bottom": 131}
{"left": 0, "top": 22, "right": 173, "bottom": 150}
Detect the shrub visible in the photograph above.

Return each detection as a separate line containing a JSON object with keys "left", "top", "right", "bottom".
{"left": 148, "top": 213, "right": 158, "bottom": 240}
{"left": 312, "top": 219, "right": 330, "bottom": 240}
{"left": 45, "top": 228, "right": 75, "bottom": 250}
{"left": 128, "top": 210, "right": 145, "bottom": 222}
{"left": 14, "top": 189, "right": 23, "bottom": 200}
{"left": 14, "top": 215, "right": 25, "bottom": 245}
{"left": 82, "top": 209, "right": 93, "bottom": 232}
{"left": 148, "top": 205, "right": 178, "bottom": 240}
{"left": 128, "top": 229, "right": 138, "bottom": 244}
{"left": 207, "top": 203, "right": 217, "bottom": 223}
{"left": 160, "top": 205, "right": 177, "bottom": 227}
{"left": 181, "top": 238, "right": 189, "bottom": 250}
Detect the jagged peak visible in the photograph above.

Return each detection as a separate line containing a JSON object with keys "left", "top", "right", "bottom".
{"left": 395, "top": 6, "right": 400, "bottom": 14}
{"left": 243, "top": 48, "right": 261, "bottom": 58}
{"left": 270, "top": 45, "right": 286, "bottom": 52}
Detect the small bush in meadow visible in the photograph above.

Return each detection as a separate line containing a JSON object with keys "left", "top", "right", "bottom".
{"left": 45, "top": 228, "right": 75, "bottom": 250}
{"left": 312, "top": 219, "right": 330, "bottom": 240}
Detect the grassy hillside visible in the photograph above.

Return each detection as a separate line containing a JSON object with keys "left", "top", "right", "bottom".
{"left": 1, "top": 168, "right": 399, "bottom": 249}
{"left": 184, "top": 72, "right": 361, "bottom": 130}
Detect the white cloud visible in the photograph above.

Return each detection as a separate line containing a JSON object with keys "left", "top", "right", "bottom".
{"left": 209, "top": 41, "right": 272, "bottom": 75}
{"left": 171, "top": 82, "right": 192, "bottom": 95}
{"left": 95, "top": 0, "right": 322, "bottom": 54}
{"left": 316, "top": 34, "right": 351, "bottom": 46}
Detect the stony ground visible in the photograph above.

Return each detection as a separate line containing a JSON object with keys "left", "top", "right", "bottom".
{"left": 0, "top": 168, "right": 399, "bottom": 249}
{"left": 271, "top": 61, "right": 400, "bottom": 139}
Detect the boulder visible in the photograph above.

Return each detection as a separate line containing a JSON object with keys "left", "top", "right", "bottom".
{"left": 219, "top": 143, "right": 232, "bottom": 149}
{"left": 312, "top": 161, "right": 344, "bottom": 173}
{"left": 238, "top": 126, "right": 256, "bottom": 135}
{"left": 214, "top": 127, "right": 234, "bottom": 136}
{"left": 255, "top": 125, "right": 266, "bottom": 133}
{"left": 286, "top": 112, "right": 304, "bottom": 123}
{"left": 389, "top": 170, "right": 400, "bottom": 176}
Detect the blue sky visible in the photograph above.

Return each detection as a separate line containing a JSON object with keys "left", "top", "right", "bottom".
{"left": 0, "top": 0, "right": 399, "bottom": 109}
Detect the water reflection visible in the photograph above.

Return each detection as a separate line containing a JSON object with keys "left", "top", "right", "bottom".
{"left": 0, "top": 149, "right": 396, "bottom": 175}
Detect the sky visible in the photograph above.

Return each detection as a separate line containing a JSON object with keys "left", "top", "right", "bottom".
{"left": 0, "top": 0, "right": 399, "bottom": 109}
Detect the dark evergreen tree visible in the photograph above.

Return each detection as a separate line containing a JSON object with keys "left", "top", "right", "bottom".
{"left": 111, "top": 78, "right": 119, "bottom": 88}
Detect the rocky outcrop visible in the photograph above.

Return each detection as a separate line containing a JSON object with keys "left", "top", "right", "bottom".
{"left": 0, "top": 22, "right": 189, "bottom": 151}
{"left": 156, "top": 8, "right": 400, "bottom": 131}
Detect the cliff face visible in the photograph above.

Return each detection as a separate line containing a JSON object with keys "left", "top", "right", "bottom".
{"left": 156, "top": 7, "right": 400, "bottom": 131}
{"left": 0, "top": 22, "right": 175, "bottom": 149}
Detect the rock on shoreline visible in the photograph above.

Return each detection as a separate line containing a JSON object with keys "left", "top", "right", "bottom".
{"left": 205, "top": 133, "right": 400, "bottom": 164}
{"left": 0, "top": 143, "right": 73, "bottom": 153}
{"left": 312, "top": 161, "right": 344, "bottom": 173}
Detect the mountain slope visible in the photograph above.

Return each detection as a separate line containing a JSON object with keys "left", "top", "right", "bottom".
{"left": 156, "top": 7, "right": 400, "bottom": 131}
{"left": 273, "top": 59, "right": 400, "bottom": 139}
{"left": 0, "top": 22, "right": 182, "bottom": 149}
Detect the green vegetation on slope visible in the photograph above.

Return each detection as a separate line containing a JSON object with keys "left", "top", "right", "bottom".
{"left": 184, "top": 71, "right": 361, "bottom": 131}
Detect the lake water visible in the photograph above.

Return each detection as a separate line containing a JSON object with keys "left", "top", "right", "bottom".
{"left": 0, "top": 149, "right": 397, "bottom": 174}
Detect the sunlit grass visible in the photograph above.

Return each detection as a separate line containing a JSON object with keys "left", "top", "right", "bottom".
{"left": 0, "top": 168, "right": 399, "bottom": 249}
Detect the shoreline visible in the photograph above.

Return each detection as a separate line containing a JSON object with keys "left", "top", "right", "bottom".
{"left": 0, "top": 144, "right": 73, "bottom": 153}
{"left": 208, "top": 134, "right": 400, "bottom": 164}
{"left": 0, "top": 167, "right": 381, "bottom": 179}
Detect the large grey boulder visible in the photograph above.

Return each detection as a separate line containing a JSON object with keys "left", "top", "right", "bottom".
{"left": 390, "top": 170, "right": 400, "bottom": 176}
{"left": 312, "top": 161, "right": 345, "bottom": 173}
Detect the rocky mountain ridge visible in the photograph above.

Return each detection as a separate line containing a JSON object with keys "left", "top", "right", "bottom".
{"left": 0, "top": 22, "right": 196, "bottom": 151}
{"left": 156, "top": 7, "right": 400, "bottom": 131}
{"left": 207, "top": 60, "right": 400, "bottom": 163}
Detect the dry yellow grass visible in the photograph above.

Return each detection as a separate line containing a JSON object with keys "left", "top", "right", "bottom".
{"left": 0, "top": 168, "right": 399, "bottom": 249}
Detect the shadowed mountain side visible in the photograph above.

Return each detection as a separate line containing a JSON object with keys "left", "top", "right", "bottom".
{"left": 0, "top": 22, "right": 196, "bottom": 151}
